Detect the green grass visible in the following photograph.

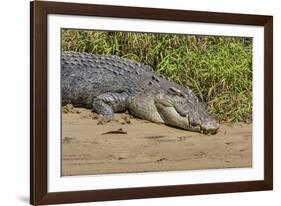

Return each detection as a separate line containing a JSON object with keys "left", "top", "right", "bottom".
{"left": 62, "top": 29, "right": 253, "bottom": 123}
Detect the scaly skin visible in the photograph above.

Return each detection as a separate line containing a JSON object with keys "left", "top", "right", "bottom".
{"left": 62, "top": 51, "right": 219, "bottom": 134}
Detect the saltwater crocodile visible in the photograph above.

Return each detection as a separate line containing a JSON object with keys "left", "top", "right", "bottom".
{"left": 62, "top": 52, "right": 219, "bottom": 134}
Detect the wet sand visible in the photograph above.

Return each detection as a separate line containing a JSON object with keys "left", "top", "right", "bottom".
{"left": 62, "top": 108, "right": 252, "bottom": 176}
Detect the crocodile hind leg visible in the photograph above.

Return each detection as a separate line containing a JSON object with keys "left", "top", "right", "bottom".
{"left": 92, "top": 92, "right": 129, "bottom": 123}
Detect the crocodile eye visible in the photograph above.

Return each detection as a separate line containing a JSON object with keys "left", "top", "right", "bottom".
{"left": 168, "top": 87, "right": 185, "bottom": 97}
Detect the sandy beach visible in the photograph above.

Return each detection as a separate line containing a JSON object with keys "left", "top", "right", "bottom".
{"left": 62, "top": 107, "right": 252, "bottom": 176}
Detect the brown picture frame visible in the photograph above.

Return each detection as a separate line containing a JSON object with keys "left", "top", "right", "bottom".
{"left": 30, "top": 1, "right": 273, "bottom": 205}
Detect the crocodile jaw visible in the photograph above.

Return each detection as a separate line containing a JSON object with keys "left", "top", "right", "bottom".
{"left": 154, "top": 98, "right": 192, "bottom": 131}
{"left": 128, "top": 93, "right": 219, "bottom": 134}
{"left": 128, "top": 94, "right": 164, "bottom": 124}
{"left": 128, "top": 94, "right": 192, "bottom": 131}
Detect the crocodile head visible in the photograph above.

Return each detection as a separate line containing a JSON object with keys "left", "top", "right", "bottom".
{"left": 154, "top": 86, "right": 219, "bottom": 134}
{"left": 129, "top": 85, "right": 219, "bottom": 134}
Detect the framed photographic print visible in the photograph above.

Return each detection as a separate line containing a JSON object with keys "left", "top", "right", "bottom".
{"left": 30, "top": 1, "right": 273, "bottom": 205}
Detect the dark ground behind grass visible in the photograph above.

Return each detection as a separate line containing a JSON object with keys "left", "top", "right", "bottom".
{"left": 62, "top": 29, "right": 253, "bottom": 123}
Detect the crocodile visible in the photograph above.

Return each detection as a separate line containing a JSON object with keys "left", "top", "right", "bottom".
{"left": 62, "top": 52, "right": 219, "bottom": 134}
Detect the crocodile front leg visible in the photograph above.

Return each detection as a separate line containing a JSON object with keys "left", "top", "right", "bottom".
{"left": 92, "top": 92, "right": 129, "bottom": 122}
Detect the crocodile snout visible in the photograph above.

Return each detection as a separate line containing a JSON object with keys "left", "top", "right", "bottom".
{"left": 201, "top": 119, "right": 219, "bottom": 134}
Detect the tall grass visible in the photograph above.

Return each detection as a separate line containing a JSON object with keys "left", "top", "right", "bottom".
{"left": 62, "top": 29, "right": 253, "bottom": 123}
